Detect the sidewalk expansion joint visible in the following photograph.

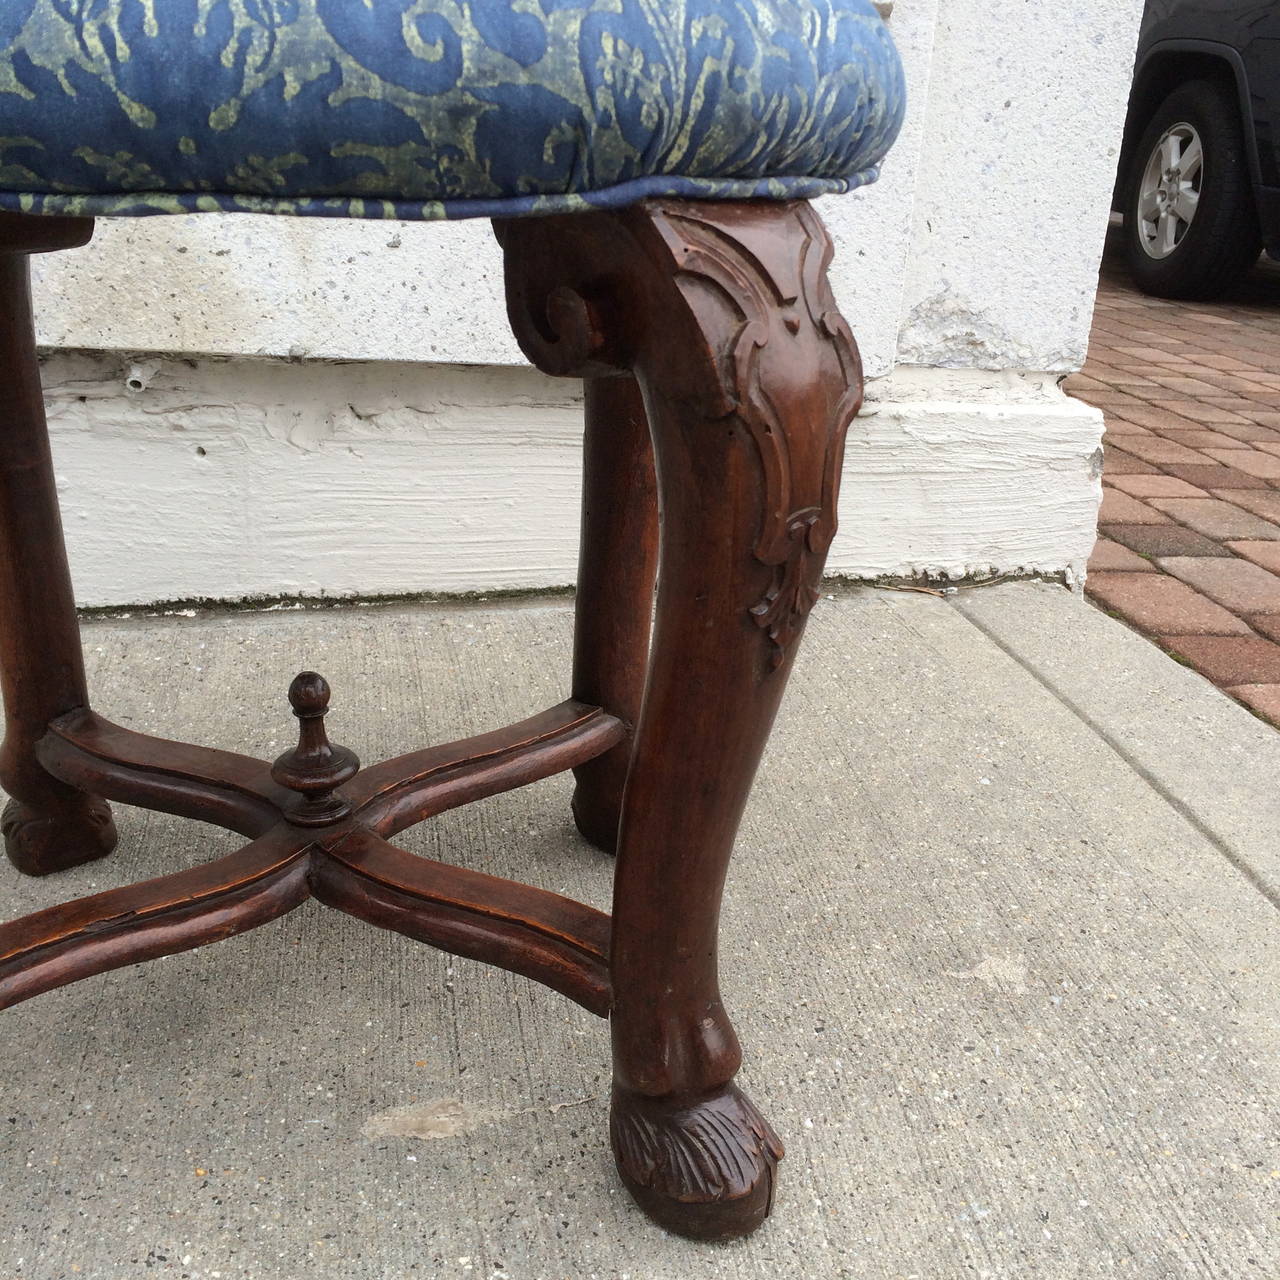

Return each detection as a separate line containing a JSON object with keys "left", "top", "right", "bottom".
{"left": 951, "top": 599, "right": 1280, "bottom": 915}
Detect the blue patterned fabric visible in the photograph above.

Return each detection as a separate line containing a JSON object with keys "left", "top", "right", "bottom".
{"left": 0, "top": 0, "right": 904, "bottom": 221}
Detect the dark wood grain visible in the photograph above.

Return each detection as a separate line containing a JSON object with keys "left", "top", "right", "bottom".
{"left": 0, "top": 228, "right": 117, "bottom": 875}
{"left": 0, "top": 200, "right": 861, "bottom": 1244}
{"left": 40, "top": 709, "right": 290, "bottom": 837}
{"left": 0, "top": 210, "right": 93, "bottom": 255}
{"left": 313, "top": 829, "right": 612, "bottom": 1015}
{"left": 0, "top": 831, "right": 309, "bottom": 1009}
{"left": 569, "top": 376, "right": 658, "bottom": 854}
{"left": 270, "top": 672, "right": 361, "bottom": 826}
{"left": 346, "top": 699, "right": 625, "bottom": 836}
{"left": 500, "top": 198, "right": 861, "bottom": 1239}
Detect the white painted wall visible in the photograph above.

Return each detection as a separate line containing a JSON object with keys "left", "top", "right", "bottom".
{"left": 30, "top": 0, "right": 1144, "bottom": 607}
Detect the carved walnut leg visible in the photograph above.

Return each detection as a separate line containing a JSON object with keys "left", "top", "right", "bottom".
{"left": 0, "top": 214, "right": 117, "bottom": 875}
{"left": 570, "top": 376, "right": 658, "bottom": 853}
{"left": 500, "top": 199, "right": 861, "bottom": 1239}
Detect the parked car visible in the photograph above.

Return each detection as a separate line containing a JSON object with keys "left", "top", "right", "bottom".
{"left": 1117, "top": 0, "right": 1280, "bottom": 299}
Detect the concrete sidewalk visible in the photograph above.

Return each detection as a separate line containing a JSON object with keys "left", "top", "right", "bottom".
{"left": 1, "top": 583, "right": 1277, "bottom": 1280}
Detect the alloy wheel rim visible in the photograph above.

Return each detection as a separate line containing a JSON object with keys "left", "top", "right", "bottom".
{"left": 1136, "top": 122, "right": 1203, "bottom": 260}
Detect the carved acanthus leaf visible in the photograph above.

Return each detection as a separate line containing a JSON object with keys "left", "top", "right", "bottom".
{"left": 499, "top": 199, "right": 863, "bottom": 673}
{"left": 610, "top": 1084, "right": 784, "bottom": 1203}
{"left": 657, "top": 202, "right": 863, "bottom": 670}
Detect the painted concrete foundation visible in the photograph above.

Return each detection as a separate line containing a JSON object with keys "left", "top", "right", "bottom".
{"left": 44, "top": 354, "right": 1102, "bottom": 606}
{"left": 30, "top": 0, "right": 1143, "bottom": 606}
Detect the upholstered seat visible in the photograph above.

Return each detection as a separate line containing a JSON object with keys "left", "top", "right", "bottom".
{"left": 0, "top": 0, "right": 904, "bottom": 220}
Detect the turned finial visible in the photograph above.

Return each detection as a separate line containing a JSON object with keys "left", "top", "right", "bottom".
{"left": 271, "top": 671, "right": 360, "bottom": 826}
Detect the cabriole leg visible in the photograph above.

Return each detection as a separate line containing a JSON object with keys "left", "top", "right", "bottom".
{"left": 0, "top": 214, "right": 116, "bottom": 875}
{"left": 570, "top": 375, "right": 657, "bottom": 853}
{"left": 499, "top": 199, "right": 862, "bottom": 1239}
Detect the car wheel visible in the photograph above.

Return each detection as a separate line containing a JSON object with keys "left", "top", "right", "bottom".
{"left": 1123, "top": 79, "right": 1262, "bottom": 300}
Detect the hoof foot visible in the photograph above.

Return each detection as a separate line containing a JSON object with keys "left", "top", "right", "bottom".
{"left": 610, "top": 1083, "right": 783, "bottom": 1240}
{"left": 2, "top": 796, "right": 117, "bottom": 876}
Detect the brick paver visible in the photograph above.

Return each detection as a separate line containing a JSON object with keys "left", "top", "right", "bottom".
{"left": 1161, "top": 462, "right": 1272, "bottom": 489}
{"left": 1229, "top": 683, "right": 1280, "bottom": 721}
{"left": 1087, "top": 572, "right": 1250, "bottom": 635}
{"left": 1155, "top": 636, "right": 1280, "bottom": 686}
{"left": 1100, "top": 523, "right": 1228, "bottom": 558}
{"left": 1087, "top": 538, "right": 1157, "bottom": 573}
{"left": 1247, "top": 615, "right": 1280, "bottom": 644}
{"left": 1107, "top": 474, "right": 1207, "bottom": 498}
{"left": 1155, "top": 556, "right": 1280, "bottom": 614}
{"left": 1097, "top": 489, "right": 1172, "bottom": 523}
{"left": 1226, "top": 540, "right": 1280, "bottom": 573}
{"left": 1070, "top": 241, "right": 1280, "bottom": 727}
{"left": 1145, "top": 496, "right": 1280, "bottom": 537}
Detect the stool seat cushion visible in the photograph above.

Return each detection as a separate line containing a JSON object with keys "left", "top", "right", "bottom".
{"left": 0, "top": 0, "right": 904, "bottom": 221}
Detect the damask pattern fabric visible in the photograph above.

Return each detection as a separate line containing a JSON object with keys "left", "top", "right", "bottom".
{"left": 0, "top": 0, "right": 905, "bottom": 221}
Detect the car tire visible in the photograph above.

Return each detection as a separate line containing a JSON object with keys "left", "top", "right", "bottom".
{"left": 1123, "top": 79, "right": 1262, "bottom": 300}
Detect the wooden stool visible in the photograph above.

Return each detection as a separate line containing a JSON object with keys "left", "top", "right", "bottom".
{"left": 0, "top": 1, "right": 903, "bottom": 1242}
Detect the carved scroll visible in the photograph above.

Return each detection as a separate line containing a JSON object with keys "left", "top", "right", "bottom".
{"left": 498, "top": 198, "right": 863, "bottom": 672}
